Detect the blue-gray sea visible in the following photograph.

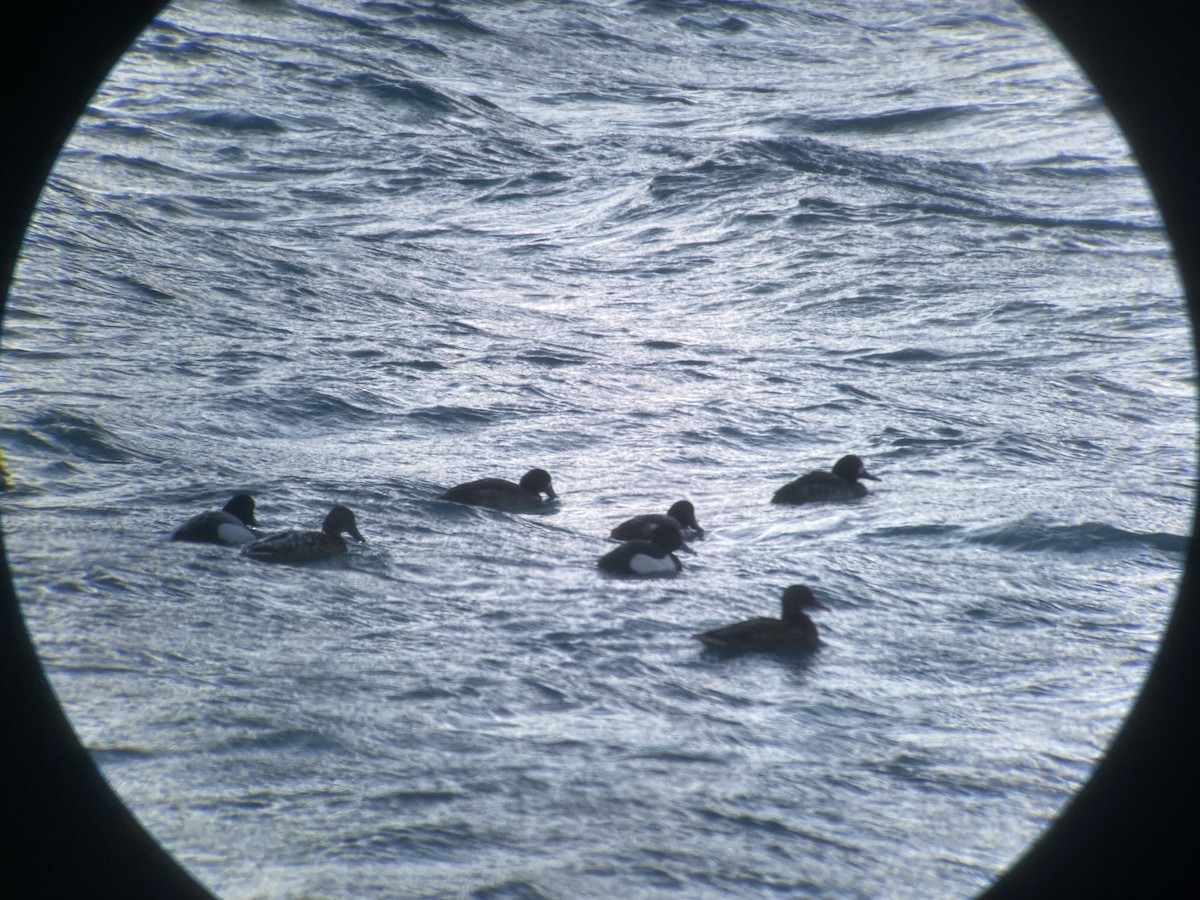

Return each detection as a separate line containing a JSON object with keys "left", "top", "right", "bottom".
{"left": 1, "top": 0, "right": 1195, "bottom": 897}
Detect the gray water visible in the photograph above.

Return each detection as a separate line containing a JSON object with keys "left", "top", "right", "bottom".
{"left": 1, "top": 0, "right": 1194, "bottom": 897}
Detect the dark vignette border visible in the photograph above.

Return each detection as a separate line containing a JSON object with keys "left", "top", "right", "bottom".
{"left": 1, "top": 1, "right": 1196, "bottom": 897}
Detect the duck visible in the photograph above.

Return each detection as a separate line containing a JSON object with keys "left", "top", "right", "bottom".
{"left": 694, "top": 584, "right": 828, "bottom": 653}
{"left": 598, "top": 522, "right": 687, "bottom": 577}
{"left": 437, "top": 468, "right": 557, "bottom": 511}
{"left": 171, "top": 493, "right": 259, "bottom": 545}
{"left": 242, "top": 505, "right": 365, "bottom": 564}
{"left": 610, "top": 499, "right": 704, "bottom": 542}
{"left": 771, "top": 454, "right": 879, "bottom": 505}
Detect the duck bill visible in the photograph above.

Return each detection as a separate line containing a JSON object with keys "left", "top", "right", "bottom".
{"left": 860, "top": 470, "right": 880, "bottom": 482}
{"left": 544, "top": 487, "right": 558, "bottom": 500}
{"left": 349, "top": 528, "right": 366, "bottom": 544}
{"left": 678, "top": 540, "right": 696, "bottom": 555}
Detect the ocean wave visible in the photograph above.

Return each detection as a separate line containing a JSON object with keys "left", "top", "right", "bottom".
{"left": 966, "top": 516, "right": 1189, "bottom": 554}
{"left": 21, "top": 408, "right": 145, "bottom": 464}
{"left": 332, "top": 820, "right": 488, "bottom": 862}
{"left": 222, "top": 726, "right": 347, "bottom": 754}
{"left": 866, "top": 523, "right": 967, "bottom": 540}
{"left": 628, "top": 0, "right": 781, "bottom": 19}
{"left": 224, "top": 387, "right": 393, "bottom": 432}
{"left": 851, "top": 347, "right": 948, "bottom": 364}
{"left": 301, "top": 4, "right": 450, "bottom": 54}
{"left": 341, "top": 73, "right": 460, "bottom": 115}
{"left": 182, "top": 109, "right": 287, "bottom": 134}
{"left": 404, "top": 405, "right": 498, "bottom": 427}
{"left": 87, "top": 744, "right": 157, "bottom": 763}
{"left": 799, "top": 104, "right": 984, "bottom": 135}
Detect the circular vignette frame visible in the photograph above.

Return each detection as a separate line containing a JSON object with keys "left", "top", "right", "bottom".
{"left": 1, "top": 1, "right": 1197, "bottom": 897}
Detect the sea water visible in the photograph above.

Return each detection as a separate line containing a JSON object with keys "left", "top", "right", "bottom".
{"left": 1, "top": 1, "right": 1193, "bottom": 897}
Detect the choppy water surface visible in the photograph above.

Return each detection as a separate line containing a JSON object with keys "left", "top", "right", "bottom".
{"left": 2, "top": 0, "right": 1194, "bottom": 897}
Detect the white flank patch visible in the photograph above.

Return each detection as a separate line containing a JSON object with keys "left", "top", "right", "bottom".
{"left": 629, "top": 552, "right": 676, "bottom": 576}
{"left": 217, "top": 522, "right": 256, "bottom": 545}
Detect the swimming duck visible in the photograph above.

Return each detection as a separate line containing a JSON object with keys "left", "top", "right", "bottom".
{"left": 610, "top": 499, "right": 704, "bottom": 542}
{"left": 694, "top": 584, "right": 828, "bottom": 653}
{"left": 171, "top": 493, "right": 259, "bottom": 545}
{"left": 771, "top": 454, "right": 879, "bottom": 505}
{"left": 242, "top": 505, "right": 365, "bottom": 564}
{"left": 598, "top": 522, "right": 687, "bottom": 577}
{"left": 438, "top": 468, "right": 557, "bottom": 511}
